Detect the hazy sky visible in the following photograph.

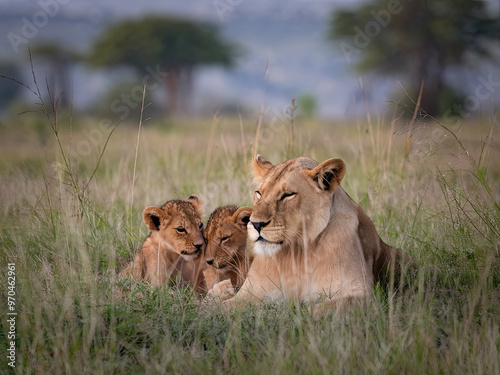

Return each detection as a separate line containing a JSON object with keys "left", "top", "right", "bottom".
{"left": 1, "top": 0, "right": 379, "bottom": 119}
{"left": 5, "top": 0, "right": 496, "bottom": 120}
{"left": 0, "top": 0, "right": 366, "bottom": 21}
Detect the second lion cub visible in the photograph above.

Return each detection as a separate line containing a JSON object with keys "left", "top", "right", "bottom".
{"left": 203, "top": 205, "right": 253, "bottom": 293}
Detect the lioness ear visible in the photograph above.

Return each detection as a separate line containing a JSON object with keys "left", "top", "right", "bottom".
{"left": 143, "top": 206, "right": 165, "bottom": 231}
{"left": 232, "top": 206, "right": 252, "bottom": 227}
{"left": 187, "top": 194, "right": 203, "bottom": 217}
{"left": 307, "top": 158, "right": 346, "bottom": 191}
{"left": 251, "top": 154, "right": 274, "bottom": 185}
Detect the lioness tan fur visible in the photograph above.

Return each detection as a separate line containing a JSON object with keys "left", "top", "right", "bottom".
{"left": 215, "top": 155, "right": 411, "bottom": 314}
{"left": 203, "top": 205, "right": 253, "bottom": 292}
{"left": 119, "top": 195, "right": 207, "bottom": 294}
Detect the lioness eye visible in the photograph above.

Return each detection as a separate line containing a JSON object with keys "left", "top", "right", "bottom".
{"left": 199, "top": 223, "right": 203, "bottom": 230}
{"left": 255, "top": 191, "right": 262, "bottom": 200}
{"left": 280, "top": 192, "right": 297, "bottom": 201}
{"left": 176, "top": 227, "right": 186, "bottom": 233}
{"left": 221, "top": 236, "right": 230, "bottom": 243}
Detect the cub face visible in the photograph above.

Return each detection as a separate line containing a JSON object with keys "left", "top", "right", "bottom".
{"left": 142, "top": 195, "right": 205, "bottom": 260}
{"left": 249, "top": 155, "right": 346, "bottom": 257}
{"left": 204, "top": 205, "right": 252, "bottom": 269}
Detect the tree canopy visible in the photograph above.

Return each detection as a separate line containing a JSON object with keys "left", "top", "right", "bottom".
{"left": 89, "top": 16, "right": 235, "bottom": 70}
{"left": 88, "top": 16, "right": 237, "bottom": 116}
{"left": 329, "top": 0, "right": 500, "bottom": 117}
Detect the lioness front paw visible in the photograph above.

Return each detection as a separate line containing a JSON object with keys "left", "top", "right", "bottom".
{"left": 207, "top": 279, "right": 235, "bottom": 301}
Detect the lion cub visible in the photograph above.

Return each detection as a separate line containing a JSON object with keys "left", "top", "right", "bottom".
{"left": 203, "top": 205, "right": 253, "bottom": 294}
{"left": 119, "top": 195, "right": 207, "bottom": 294}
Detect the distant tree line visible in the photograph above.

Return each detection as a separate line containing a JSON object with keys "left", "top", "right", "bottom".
{"left": 329, "top": 0, "right": 500, "bottom": 117}
{"left": 12, "top": 16, "right": 237, "bottom": 118}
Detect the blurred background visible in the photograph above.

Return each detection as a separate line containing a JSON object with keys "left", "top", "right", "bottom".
{"left": 0, "top": 0, "right": 499, "bottom": 124}
{"left": 2, "top": 3, "right": 500, "bottom": 372}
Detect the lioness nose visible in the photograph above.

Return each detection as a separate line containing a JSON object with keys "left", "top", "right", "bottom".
{"left": 206, "top": 259, "right": 214, "bottom": 265}
{"left": 251, "top": 221, "right": 269, "bottom": 233}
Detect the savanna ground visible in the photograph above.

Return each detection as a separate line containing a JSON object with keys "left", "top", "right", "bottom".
{"left": 0, "top": 89, "right": 499, "bottom": 374}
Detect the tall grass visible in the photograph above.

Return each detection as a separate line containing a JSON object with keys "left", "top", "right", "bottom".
{"left": 0, "top": 77, "right": 499, "bottom": 373}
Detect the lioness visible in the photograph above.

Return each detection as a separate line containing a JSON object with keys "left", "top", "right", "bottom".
{"left": 119, "top": 195, "right": 207, "bottom": 294}
{"left": 203, "top": 205, "right": 253, "bottom": 293}
{"left": 215, "top": 155, "right": 411, "bottom": 313}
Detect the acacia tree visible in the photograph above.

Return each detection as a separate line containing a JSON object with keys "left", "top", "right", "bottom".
{"left": 88, "top": 16, "right": 236, "bottom": 116}
{"left": 329, "top": 0, "right": 500, "bottom": 117}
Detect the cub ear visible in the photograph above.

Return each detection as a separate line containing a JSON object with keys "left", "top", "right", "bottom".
{"left": 251, "top": 154, "right": 274, "bottom": 185}
{"left": 187, "top": 194, "right": 203, "bottom": 217}
{"left": 232, "top": 206, "right": 253, "bottom": 227}
{"left": 143, "top": 206, "right": 165, "bottom": 231}
{"left": 307, "top": 158, "right": 346, "bottom": 191}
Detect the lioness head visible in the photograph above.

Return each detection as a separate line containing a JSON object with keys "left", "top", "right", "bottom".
{"left": 142, "top": 195, "right": 205, "bottom": 260}
{"left": 249, "top": 155, "right": 346, "bottom": 257}
{"left": 204, "top": 205, "right": 252, "bottom": 269}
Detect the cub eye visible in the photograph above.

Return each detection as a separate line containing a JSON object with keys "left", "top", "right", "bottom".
{"left": 255, "top": 191, "right": 262, "bottom": 200}
{"left": 176, "top": 227, "right": 186, "bottom": 233}
{"left": 199, "top": 223, "right": 203, "bottom": 230}
{"left": 280, "top": 192, "right": 297, "bottom": 201}
{"left": 221, "top": 236, "right": 230, "bottom": 243}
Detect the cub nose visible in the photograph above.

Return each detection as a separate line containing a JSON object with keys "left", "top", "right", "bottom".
{"left": 251, "top": 221, "right": 269, "bottom": 233}
{"left": 206, "top": 259, "right": 214, "bottom": 266}
{"left": 193, "top": 243, "right": 203, "bottom": 253}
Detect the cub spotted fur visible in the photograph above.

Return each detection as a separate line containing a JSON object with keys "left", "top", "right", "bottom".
{"left": 215, "top": 155, "right": 412, "bottom": 314}
{"left": 203, "top": 205, "right": 253, "bottom": 292}
{"left": 119, "top": 195, "right": 207, "bottom": 294}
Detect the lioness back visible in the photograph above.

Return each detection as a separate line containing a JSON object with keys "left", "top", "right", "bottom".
{"left": 119, "top": 195, "right": 207, "bottom": 294}
{"left": 203, "top": 205, "right": 253, "bottom": 291}
{"left": 355, "top": 203, "right": 411, "bottom": 288}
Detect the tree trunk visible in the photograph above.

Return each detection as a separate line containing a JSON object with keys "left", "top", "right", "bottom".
{"left": 414, "top": 46, "right": 444, "bottom": 118}
{"left": 181, "top": 65, "right": 194, "bottom": 116}
{"left": 163, "top": 65, "right": 181, "bottom": 116}
{"left": 419, "top": 76, "right": 442, "bottom": 118}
